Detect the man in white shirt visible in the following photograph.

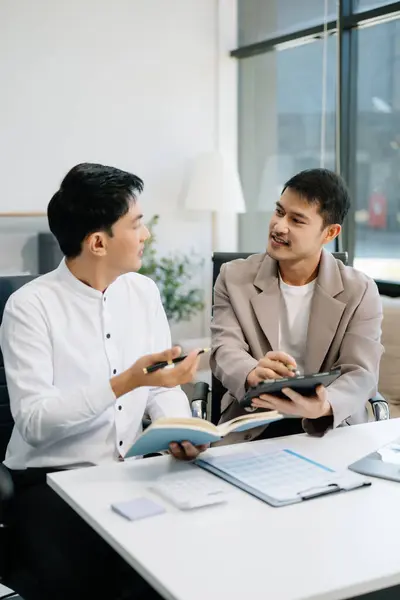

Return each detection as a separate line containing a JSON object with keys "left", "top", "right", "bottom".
{"left": 211, "top": 168, "right": 383, "bottom": 443}
{"left": 1, "top": 163, "right": 205, "bottom": 600}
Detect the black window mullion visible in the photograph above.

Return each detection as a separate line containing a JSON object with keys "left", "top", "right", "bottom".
{"left": 336, "top": 0, "right": 358, "bottom": 263}
{"left": 346, "top": 1, "right": 400, "bottom": 28}
{"left": 232, "top": 3, "right": 400, "bottom": 60}
{"left": 230, "top": 21, "right": 337, "bottom": 59}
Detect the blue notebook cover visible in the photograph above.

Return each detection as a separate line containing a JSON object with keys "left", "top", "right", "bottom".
{"left": 125, "top": 427, "right": 220, "bottom": 457}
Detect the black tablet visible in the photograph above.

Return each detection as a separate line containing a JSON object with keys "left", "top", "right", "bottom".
{"left": 240, "top": 368, "right": 341, "bottom": 408}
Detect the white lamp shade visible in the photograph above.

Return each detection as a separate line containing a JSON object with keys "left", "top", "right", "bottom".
{"left": 183, "top": 152, "right": 246, "bottom": 213}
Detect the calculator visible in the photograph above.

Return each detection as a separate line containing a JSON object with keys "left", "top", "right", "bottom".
{"left": 150, "top": 470, "right": 230, "bottom": 510}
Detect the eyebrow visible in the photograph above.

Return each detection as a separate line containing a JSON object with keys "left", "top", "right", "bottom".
{"left": 276, "top": 201, "right": 309, "bottom": 221}
{"left": 132, "top": 214, "right": 143, "bottom": 223}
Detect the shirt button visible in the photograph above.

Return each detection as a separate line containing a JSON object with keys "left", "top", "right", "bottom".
{"left": 113, "top": 369, "right": 117, "bottom": 375}
{"left": 118, "top": 405, "right": 122, "bottom": 411}
{"left": 106, "top": 333, "right": 111, "bottom": 339}
{"left": 119, "top": 440, "right": 123, "bottom": 447}
{"left": 103, "top": 296, "right": 106, "bottom": 302}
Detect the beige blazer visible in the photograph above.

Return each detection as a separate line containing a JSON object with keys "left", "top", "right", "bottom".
{"left": 210, "top": 249, "right": 384, "bottom": 442}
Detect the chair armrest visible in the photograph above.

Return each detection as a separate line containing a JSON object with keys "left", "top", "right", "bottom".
{"left": 368, "top": 393, "right": 390, "bottom": 421}
{"left": 191, "top": 381, "right": 210, "bottom": 420}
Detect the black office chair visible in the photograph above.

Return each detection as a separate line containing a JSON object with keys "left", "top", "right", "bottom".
{"left": 0, "top": 276, "right": 37, "bottom": 599}
{"left": 206, "top": 252, "right": 390, "bottom": 426}
{"left": 0, "top": 365, "right": 19, "bottom": 599}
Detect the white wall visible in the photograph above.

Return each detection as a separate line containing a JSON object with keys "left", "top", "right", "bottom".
{"left": 0, "top": 0, "right": 238, "bottom": 338}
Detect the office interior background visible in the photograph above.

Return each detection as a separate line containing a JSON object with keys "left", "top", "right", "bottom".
{"left": 1, "top": 4, "right": 400, "bottom": 599}
{"left": 0, "top": 0, "right": 400, "bottom": 344}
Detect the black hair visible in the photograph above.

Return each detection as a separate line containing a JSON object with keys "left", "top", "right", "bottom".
{"left": 282, "top": 168, "right": 350, "bottom": 226}
{"left": 48, "top": 163, "right": 144, "bottom": 258}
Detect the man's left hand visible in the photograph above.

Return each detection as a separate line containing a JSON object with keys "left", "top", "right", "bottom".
{"left": 251, "top": 384, "right": 332, "bottom": 420}
{"left": 169, "top": 441, "right": 209, "bottom": 461}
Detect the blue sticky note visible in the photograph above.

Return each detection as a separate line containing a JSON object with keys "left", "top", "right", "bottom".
{"left": 111, "top": 497, "right": 165, "bottom": 521}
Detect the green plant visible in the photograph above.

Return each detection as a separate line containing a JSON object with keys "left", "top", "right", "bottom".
{"left": 139, "top": 215, "right": 205, "bottom": 323}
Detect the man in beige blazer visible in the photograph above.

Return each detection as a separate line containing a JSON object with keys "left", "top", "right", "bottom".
{"left": 211, "top": 168, "right": 383, "bottom": 443}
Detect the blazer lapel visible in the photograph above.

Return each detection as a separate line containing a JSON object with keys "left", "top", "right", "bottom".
{"left": 250, "top": 255, "right": 280, "bottom": 351}
{"left": 304, "top": 249, "right": 346, "bottom": 374}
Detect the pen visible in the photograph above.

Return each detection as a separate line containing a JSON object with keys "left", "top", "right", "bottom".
{"left": 142, "top": 348, "right": 210, "bottom": 374}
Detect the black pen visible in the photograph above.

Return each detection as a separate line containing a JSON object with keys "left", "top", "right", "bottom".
{"left": 142, "top": 348, "right": 210, "bottom": 374}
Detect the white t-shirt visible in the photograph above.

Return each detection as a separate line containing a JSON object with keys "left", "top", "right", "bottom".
{"left": 278, "top": 276, "right": 316, "bottom": 374}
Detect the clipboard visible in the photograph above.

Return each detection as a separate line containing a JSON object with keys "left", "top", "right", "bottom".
{"left": 195, "top": 447, "right": 370, "bottom": 507}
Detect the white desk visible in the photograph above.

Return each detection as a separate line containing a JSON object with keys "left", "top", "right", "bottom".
{"left": 48, "top": 419, "right": 400, "bottom": 600}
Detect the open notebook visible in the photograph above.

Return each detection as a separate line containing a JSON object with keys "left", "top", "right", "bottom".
{"left": 125, "top": 411, "right": 283, "bottom": 458}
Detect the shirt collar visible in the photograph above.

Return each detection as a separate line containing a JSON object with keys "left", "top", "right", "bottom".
{"left": 56, "top": 258, "right": 105, "bottom": 300}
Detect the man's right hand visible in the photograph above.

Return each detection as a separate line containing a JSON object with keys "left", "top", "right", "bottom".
{"left": 246, "top": 351, "right": 297, "bottom": 388}
{"left": 131, "top": 346, "right": 200, "bottom": 388}
{"left": 111, "top": 346, "right": 200, "bottom": 399}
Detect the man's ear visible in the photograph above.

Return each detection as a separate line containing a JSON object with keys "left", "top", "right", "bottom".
{"left": 85, "top": 232, "right": 108, "bottom": 257}
{"left": 323, "top": 224, "right": 341, "bottom": 245}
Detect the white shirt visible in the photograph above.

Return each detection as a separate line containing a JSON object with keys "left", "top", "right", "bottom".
{"left": 278, "top": 277, "right": 316, "bottom": 374}
{"left": 0, "top": 260, "right": 191, "bottom": 469}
